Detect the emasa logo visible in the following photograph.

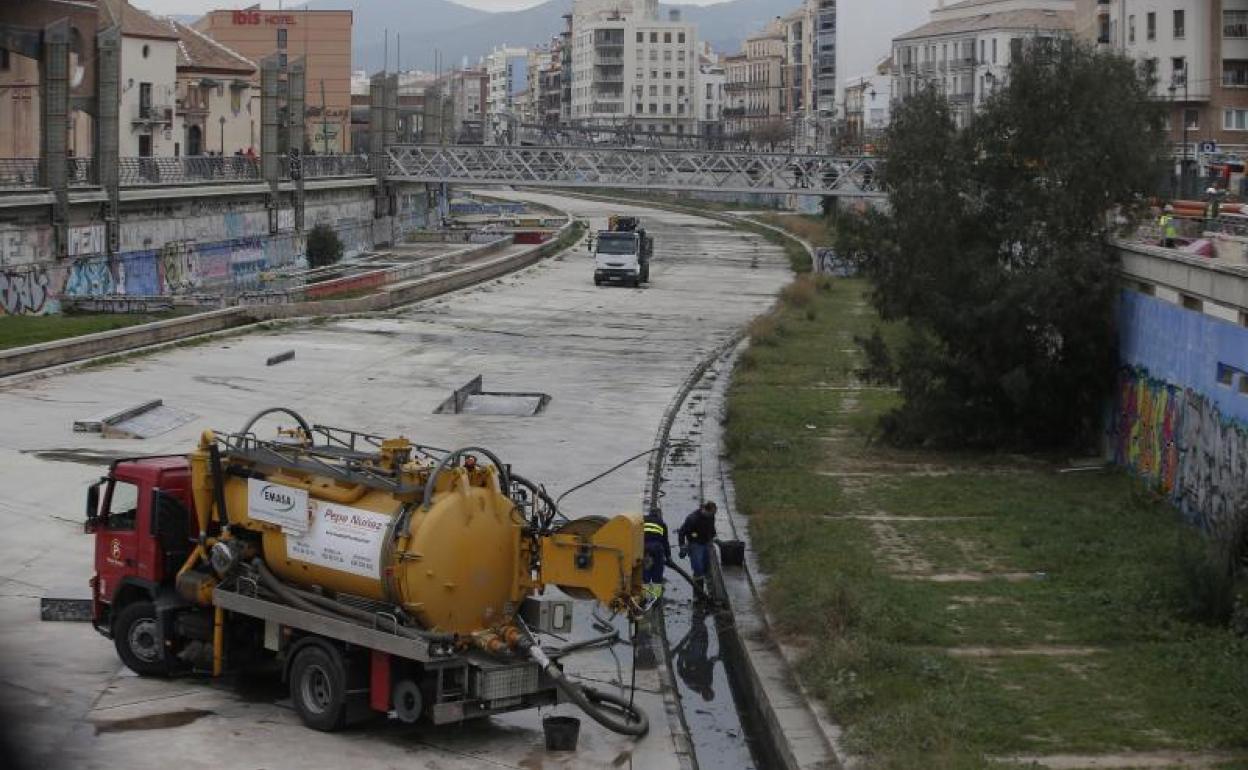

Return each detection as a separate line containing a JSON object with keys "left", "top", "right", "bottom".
{"left": 261, "top": 485, "right": 296, "bottom": 512}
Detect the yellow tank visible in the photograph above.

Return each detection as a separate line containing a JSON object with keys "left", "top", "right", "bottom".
{"left": 190, "top": 427, "right": 641, "bottom": 636}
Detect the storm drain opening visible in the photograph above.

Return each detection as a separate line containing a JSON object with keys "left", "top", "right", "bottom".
{"left": 435, "top": 375, "right": 551, "bottom": 416}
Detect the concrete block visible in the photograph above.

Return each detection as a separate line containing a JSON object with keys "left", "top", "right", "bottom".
{"left": 266, "top": 350, "right": 296, "bottom": 366}
{"left": 74, "top": 398, "right": 163, "bottom": 433}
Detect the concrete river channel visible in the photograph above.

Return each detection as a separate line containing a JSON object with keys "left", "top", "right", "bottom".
{"left": 0, "top": 190, "right": 792, "bottom": 770}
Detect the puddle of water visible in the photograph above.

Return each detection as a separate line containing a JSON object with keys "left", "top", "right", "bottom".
{"left": 93, "top": 708, "right": 214, "bottom": 735}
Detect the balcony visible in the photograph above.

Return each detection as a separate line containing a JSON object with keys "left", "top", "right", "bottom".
{"left": 132, "top": 103, "right": 173, "bottom": 125}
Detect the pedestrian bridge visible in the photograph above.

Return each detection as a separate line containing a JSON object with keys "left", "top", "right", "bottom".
{"left": 386, "top": 145, "right": 884, "bottom": 197}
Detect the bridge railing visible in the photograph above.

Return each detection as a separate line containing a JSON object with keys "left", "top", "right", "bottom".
{"left": 297, "top": 153, "right": 370, "bottom": 179}
{"left": 386, "top": 144, "right": 885, "bottom": 197}
{"left": 0, "top": 158, "right": 42, "bottom": 189}
{"left": 119, "top": 155, "right": 263, "bottom": 186}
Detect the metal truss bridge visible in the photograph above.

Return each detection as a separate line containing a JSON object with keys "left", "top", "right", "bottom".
{"left": 386, "top": 145, "right": 884, "bottom": 197}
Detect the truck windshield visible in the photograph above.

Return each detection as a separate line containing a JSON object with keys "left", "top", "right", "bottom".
{"left": 596, "top": 234, "right": 637, "bottom": 255}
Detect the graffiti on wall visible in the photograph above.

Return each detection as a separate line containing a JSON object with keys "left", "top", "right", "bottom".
{"left": 0, "top": 267, "right": 55, "bottom": 315}
{"left": 67, "top": 225, "right": 106, "bottom": 258}
{"left": 63, "top": 258, "right": 117, "bottom": 297}
{"left": 1111, "top": 367, "right": 1248, "bottom": 538}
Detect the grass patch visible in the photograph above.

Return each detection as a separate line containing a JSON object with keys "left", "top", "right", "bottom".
{"left": 0, "top": 312, "right": 185, "bottom": 350}
{"left": 728, "top": 277, "right": 1248, "bottom": 767}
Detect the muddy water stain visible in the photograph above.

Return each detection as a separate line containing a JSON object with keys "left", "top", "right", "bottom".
{"left": 93, "top": 708, "right": 215, "bottom": 735}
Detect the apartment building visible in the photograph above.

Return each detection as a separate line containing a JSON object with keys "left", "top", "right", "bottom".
{"left": 892, "top": 0, "right": 1074, "bottom": 128}
{"left": 164, "top": 18, "right": 258, "bottom": 157}
{"left": 484, "top": 45, "right": 529, "bottom": 121}
{"left": 724, "top": 20, "right": 786, "bottom": 139}
{"left": 569, "top": 0, "right": 698, "bottom": 135}
{"left": 194, "top": 7, "right": 353, "bottom": 152}
{"left": 813, "top": 0, "right": 837, "bottom": 113}
{"left": 1081, "top": 0, "right": 1248, "bottom": 152}
{"left": 698, "top": 58, "right": 726, "bottom": 141}
{"left": 844, "top": 58, "right": 892, "bottom": 149}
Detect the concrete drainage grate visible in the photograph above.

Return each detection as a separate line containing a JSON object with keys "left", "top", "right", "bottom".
{"left": 435, "top": 375, "right": 551, "bottom": 416}
{"left": 74, "top": 399, "right": 197, "bottom": 439}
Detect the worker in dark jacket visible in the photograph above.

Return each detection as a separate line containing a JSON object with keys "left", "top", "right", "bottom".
{"left": 642, "top": 508, "right": 671, "bottom": 599}
{"left": 677, "top": 501, "right": 718, "bottom": 594}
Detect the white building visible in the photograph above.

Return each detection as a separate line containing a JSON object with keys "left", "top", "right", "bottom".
{"left": 1080, "top": 0, "right": 1248, "bottom": 153}
{"left": 697, "top": 59, "right": 725, "bottom": 140}
{"left": 570, "top": 0, "right": 698, "bottom": 136}
{"left": 484, "top": 45, "right": 529, "bottom": 121}
{"left": 844, "top": 58, "right": 893, "bottom": 148}
{"left": 118, "top": 4, "right": 181, "bottom": 157}
{"left": 891, "top": 0, "right": 1074, "bottom": 128}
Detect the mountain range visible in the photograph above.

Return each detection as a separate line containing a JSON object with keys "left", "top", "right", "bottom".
{"left": 302, "top": 0, "right": 785, "bottom": 72}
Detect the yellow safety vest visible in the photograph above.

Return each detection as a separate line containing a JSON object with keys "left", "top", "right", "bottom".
{"left": 1159, "top": 214, "right": 1177, "bottom": 238}
{"left": 643, "top": 522, "right": 666, "bottom": 536}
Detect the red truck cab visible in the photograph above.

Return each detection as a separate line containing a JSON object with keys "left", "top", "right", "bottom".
{"left": 85, "top": 456, "right": 199, "bottom": 674}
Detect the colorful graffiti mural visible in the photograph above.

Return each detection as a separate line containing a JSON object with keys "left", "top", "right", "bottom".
{"left": 1112, "top": 290, "right": 1248, "bottom": 540}
{"left": 0, "top": 267, "right": 55, "bottom": 315}
{"left": 1112, "top": 368, "right": 1248, "bottom": 538}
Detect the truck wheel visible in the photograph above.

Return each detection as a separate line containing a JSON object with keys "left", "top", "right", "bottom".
{"left": 113, "top": 600, "right": 168, "bottom": 677}
{"left": 290, "top": 644, "right": 347, "bottom": 731}
{"left": 594, "top": 276, "right": 602, "bottom": 286}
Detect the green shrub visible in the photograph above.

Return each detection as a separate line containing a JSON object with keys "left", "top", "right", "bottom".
{"left": 307, "top": 223, "right": 344, "bottom": 268}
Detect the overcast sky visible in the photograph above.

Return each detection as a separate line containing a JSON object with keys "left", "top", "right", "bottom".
{"left": 134, "top": 0, "right": 731, "bottom": 14}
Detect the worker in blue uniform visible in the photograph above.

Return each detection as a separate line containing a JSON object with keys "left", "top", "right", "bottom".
{"left": 642, "top": 508, "right": 671, "bottom": 600}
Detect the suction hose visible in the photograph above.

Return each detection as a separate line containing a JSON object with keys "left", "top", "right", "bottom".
{"left": 252, "top": 560, "right": 455, "bottom": 644}
{"left": 526, "top": 641, "right": 649, "bottom": 736}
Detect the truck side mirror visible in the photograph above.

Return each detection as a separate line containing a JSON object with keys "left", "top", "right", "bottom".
{"left": 84, "top": 479, "right": 103, "bottom": 534}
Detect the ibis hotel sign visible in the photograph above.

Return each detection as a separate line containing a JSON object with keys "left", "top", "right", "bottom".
{"left": 231, "top": 10, "right": 297, "bottom": 25}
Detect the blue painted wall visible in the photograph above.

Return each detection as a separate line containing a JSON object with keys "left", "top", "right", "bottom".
{"left": 1110, "top": 290, "right": 1248, "bottom": 538}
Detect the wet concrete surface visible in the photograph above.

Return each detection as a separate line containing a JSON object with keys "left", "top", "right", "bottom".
{"left": 651, "top": 354, "right": 765, "bottom": 770}
{"left": 0, "top": 190, "right": 790, "bottom": 770}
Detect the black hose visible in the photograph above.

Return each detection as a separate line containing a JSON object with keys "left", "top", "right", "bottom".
{"left": 237, "top": 406, "right": 313, "bottom": 438}
{"left": 420, "top": 446, "right": 512, "bottom": 510}
{"left": 546, "top": 662, "right": 648, "bottom": 736}
{"left": 251, "top": 560, "right": 455, "bottom": 644}
{"left": 543, "top": 630, "right": 619, "bottom": 658}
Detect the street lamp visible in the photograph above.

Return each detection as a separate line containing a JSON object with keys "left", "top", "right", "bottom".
{"left": 219, "top": 115, "right": 226, "bottom": 155}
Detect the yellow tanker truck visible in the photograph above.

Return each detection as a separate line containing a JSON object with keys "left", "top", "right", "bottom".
{"left": 84, "top": 407, "right": 649, "bottom": 734}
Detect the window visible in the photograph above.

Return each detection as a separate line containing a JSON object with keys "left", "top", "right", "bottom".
{"left": 1184, "top": 108, "right": 1199, "bottom": 129}
{"left": 649, "top": 84, "right": 657, "bottom": 96}
{"left": 636, "top": 103, "right": 644, "bottom": 113}
{"left": 677, "top": 69, "right": 685, "bottom": 78}
{"left": 663, "top": 50, "right": 671, "bottom": 61}
{"left": 1172, "top": 56, "right": 1187, "bottom": 84}
{"left": 279, "top": 53, "right": 288, "bottom": 69}
{"left": 1128, "top": 15, "right": 1135, "bottom": 44}
{"left": 980, "top": 39, "right": 985, "bottom": 62}
{"left": 277, "top": 27, "right": 287, "bottom": 49}
{"left": 139, "top": 82, "right": 152, "bottom": 117}
{"left": 649, "top": 50, "right": 657, "bottom": 61}
{"left": 142, "top": 43, "right": 150, "bottom": 59}
{"left": 663, "top": 103, "right": 671, "bottom": 114}
{"left": 105, "top": 481, "right": 140, "bottom": 531}
{"left": 706, "top": 104, "right": 712, "bottom": 119}
{"left": 649, "top": 103, "right": 657, "bottom": 113}
{"left": 664, "top": 70, "right": 671, "bottom": 79}
{"left": 0, "top": 48, "right": 9, "bottom": 71}
{"left": 677, "top": 85, "right": 685, "bottom": 96}
{"left": 636, "top": 32, "right": 643, "bottom": 43}
{"left": 1147, "top": 12, "right": 1156, "bottom": 41}
{"left": 650, "top": 32, "right": 657, "bottom": 43}
{"left": 677, "top": 102, "right": 685, "bottom": 114}
{"left": 664, "top": 32, "right": 671, "bottom": 43}
{"left": 1010, "top": 37, "right": 1023, "bottom": 62}
{"left": 651, "top": 70, "right": 657, "bottom": 79}
{"left": 1227, "top": 10, "right": 1248, "bottom": 38}
{"left": 1225, "top": 59, "right": 1248, "bottom": 86}
{"left": 706, "top": 82, "right": 712, "bottom": 98}
{"left": 1224, "top": 108, "right": 1248, "bottom": 130}
{"left": 678, "top": 32, "right": 685, "bottom": 44}
{"left": 663, "top": 84, "right": 671, "bottom": 95}
{"left": 1174, "top": 9, "right": 1185, "bottom": 39}
{"left": 992, "top": 38, "right": 997, "bottom": 63}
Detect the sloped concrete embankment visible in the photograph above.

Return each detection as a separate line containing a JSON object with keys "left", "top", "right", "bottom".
{"left": 0, "top": 217, "right": 575, "bottom": 379}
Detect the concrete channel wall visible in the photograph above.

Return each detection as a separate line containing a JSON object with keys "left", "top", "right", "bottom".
{"left": 0, "top": 180, "right": 434, "bottom": 316}
{"left": 0, "top": 220, "right": 574, "bottom": 379}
